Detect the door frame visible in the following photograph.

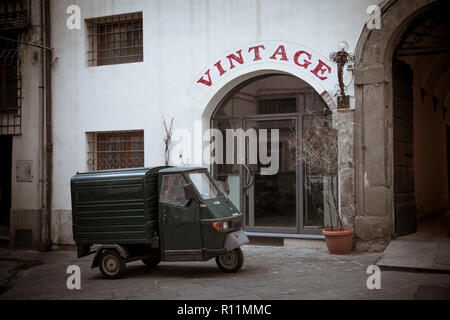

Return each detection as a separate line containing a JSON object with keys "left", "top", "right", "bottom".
{"left": 392, "top": 58, "right": 417, "bottom": 237}
{"left": 210, "top": 86, "right": 328, "bottom": 236}
{"left": 158, "top": 173, "right": 203, "bottom": 261}
{"left": 0, "top": 135, "right": 12, "bottom": 227}
{"left": 447, "top": 125, "right": 450, "bottom": 207}
{"left": 242, "top": 115, "right": 301, "bottom": 234}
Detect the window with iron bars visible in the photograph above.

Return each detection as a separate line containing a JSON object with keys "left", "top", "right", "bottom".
{"left": 86, "top": 12, "right": 143, "bottom": 67}
{"left": 0, "top": 31, "right": 20, "bottom": 114}
{"left": 0, "top": 0, "right": 31, "bottom": 30}
{"left": 87, "top": 130, "right": 144, "bottom": 171}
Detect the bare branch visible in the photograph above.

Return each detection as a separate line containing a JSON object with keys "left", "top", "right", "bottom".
{"left": 162, "top": 117, "right": 174, "bottom": 166}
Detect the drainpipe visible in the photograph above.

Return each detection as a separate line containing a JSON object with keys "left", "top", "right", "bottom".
{"left": 43, "top": 0, "right": 53, "bottom": 251}
{"left": 38, "top": 0, "right": 46, "bottom": 250}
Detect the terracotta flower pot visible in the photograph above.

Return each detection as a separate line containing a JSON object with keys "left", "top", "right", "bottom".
{"left": 322, "top": 227, "right": 354, "bottom": 254}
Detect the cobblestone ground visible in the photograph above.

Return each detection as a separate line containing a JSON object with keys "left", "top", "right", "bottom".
{"left": 1, "top": 245, "right": 449, "bottom": 300}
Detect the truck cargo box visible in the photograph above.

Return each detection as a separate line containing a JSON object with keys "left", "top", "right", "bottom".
{"left": 71, "top": 167, "right": 167, "bottom": 245}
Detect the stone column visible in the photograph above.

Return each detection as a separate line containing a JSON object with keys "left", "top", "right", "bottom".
{"left": 354, "top": 68, "right": 393, "bottom": 252}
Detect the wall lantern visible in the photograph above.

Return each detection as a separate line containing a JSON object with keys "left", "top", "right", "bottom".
{"left": 329, "top": 41, "right": 355, "bottom": 109}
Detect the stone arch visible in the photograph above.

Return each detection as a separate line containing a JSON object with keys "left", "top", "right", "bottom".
{"left": 199, "top": 70, "right": 353, "bottom": 236}
{"left": 201, "top": 68, "right": 336, "bottom": 121}
{"left": 198, "top": 64, "right": 339, "bottom": 168}
{"left": 353, "top": 0, "right": 441, "bottom": 251}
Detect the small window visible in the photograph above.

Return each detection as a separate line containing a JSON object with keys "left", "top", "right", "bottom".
{"left": 86, "top": 12, "right": 143, "bottom": 67}
{"left": 159, "top": 174, "right": 189, "bottom": 207}
{"left": 87, "top": 130, "right": 144, "bottom": 171}
{"left": 258, "top": 98, "right": 297, "bottom": 114}
{"left": 0, "top": 0, "right": 31, "bottom": 30}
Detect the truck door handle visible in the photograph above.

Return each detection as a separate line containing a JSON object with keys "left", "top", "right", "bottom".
{"left": 162, "top": 214, "right": 167, "bottom": 224}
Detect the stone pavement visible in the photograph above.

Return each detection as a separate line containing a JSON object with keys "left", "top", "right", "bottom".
{"left": 377, "top": 212, "right": 450, "bottom": 273}
{"left": 0, "top": 245, "right": 449, "bottom": 300}
{"left": 377, "top": 239, "right": 450, "bottom": 272}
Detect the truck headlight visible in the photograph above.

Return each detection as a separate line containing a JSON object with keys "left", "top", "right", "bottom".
{"left": 212, "top": 221, "right": 229, "bottom": 232}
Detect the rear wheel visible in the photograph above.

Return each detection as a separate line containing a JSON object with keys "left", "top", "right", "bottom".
{"left": 141, "top": 256, "right": 161, "bottom": 268}
{"left": 215, "top": 248, "right": 244, "bottom": 273}
{"left": 99, "top": 249, "right": 126, "bottom": 279}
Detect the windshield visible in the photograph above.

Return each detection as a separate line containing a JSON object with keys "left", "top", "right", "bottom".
{"left": 188, "top": 171, "right": 221, "bottom": 200}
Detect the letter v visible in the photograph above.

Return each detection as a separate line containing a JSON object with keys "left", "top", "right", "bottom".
{"left": 197, "top": 69, "right": 212, "bottom": 87}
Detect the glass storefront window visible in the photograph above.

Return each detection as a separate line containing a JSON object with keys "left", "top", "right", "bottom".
{"left": 244, "top": 118, "right": 297, "bottom": 229}
{"left": 211, "top": 74, "right": 335, "bottom": 235}
{"left": 302, "top": 114, "right": 338, "bottom": 229}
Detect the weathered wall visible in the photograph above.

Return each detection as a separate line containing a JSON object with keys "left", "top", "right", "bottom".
{"left": 9, "top": 0, "right": 45, "bottom": 250}
{"left": 414, "top": 86, "right": 450, "bottom": 218}
{"left": 404, "top": 54, "right": 450, "bottom": 219}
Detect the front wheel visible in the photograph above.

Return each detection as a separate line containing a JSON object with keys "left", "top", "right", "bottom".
{"left": 215, "top": 248, "right": 244, "bottom": 273}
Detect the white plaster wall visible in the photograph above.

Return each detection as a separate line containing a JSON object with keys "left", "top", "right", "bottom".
{"left": 49, "top": 0, "right": 375, "bottom": 221}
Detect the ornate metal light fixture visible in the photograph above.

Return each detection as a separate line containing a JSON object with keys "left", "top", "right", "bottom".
{"left": 329, "top": 41, "right": 355, "bottom": 109}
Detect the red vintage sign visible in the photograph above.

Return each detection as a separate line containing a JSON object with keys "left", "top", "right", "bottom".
{"left": 188, "top": 41, "right": 337, "bottom": 105}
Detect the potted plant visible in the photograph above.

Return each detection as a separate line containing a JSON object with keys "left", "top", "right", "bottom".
{"left": 291, "top": 112, "right": 354, "bottom": 254}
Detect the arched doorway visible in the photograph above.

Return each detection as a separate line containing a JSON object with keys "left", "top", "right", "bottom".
{"left": 210, "top": 74, "right": 333, "bottom": 236}
{"left": 354, "top": 0, "right": 449, "bottom": 251}
{"left": 392, "top": 3, "right": 450, "bottom": 237}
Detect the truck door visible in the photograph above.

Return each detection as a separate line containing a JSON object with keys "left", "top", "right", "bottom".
{"left": 159, "top": 174, "right": 202, "bottom": 261}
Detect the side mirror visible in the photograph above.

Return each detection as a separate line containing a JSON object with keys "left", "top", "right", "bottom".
{"left": 184, "top": 183, "right": 196, "bottom": 201}
{"left": 216, "top": 180, "right": 230, "bottom": 195}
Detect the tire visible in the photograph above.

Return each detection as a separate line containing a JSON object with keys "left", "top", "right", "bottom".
{"left": 141, "top": 256, "right": 161, "bottom": 268}
{"left": 98, "top": 249, "right": 126, "bottom": 279}
{"left": 215, "top": 247, "right": 244, "bottom": 273}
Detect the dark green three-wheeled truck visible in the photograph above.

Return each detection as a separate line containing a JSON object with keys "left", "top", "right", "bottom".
{"left": 71, "top": 166, "right": 249, "bottom": 278}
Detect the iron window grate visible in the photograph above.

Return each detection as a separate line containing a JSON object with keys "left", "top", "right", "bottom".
{"left": 0, "top": 0, "right": 31, "bottom": 30}
{"left": 0, "top": 31, "right": 21, "bottom": 135}
{"left": 87, "top": 130, "right": 144, "bottom": 171}
{"left": 86, "top": 12, "right": 143, "bottom": 67}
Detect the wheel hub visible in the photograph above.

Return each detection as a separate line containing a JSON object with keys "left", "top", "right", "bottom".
{"left": 219, "top": 251, "right": 238, "bottom": 269}
{"left": 103, "top": 256, "right": 119, "bottom": 274}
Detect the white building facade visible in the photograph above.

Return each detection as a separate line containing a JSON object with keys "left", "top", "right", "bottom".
{"left": 3, "top": 0, "right": 449, "bottom": 251}
{"left": 50, "top": 0, "right": 369, "bottom": 246}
